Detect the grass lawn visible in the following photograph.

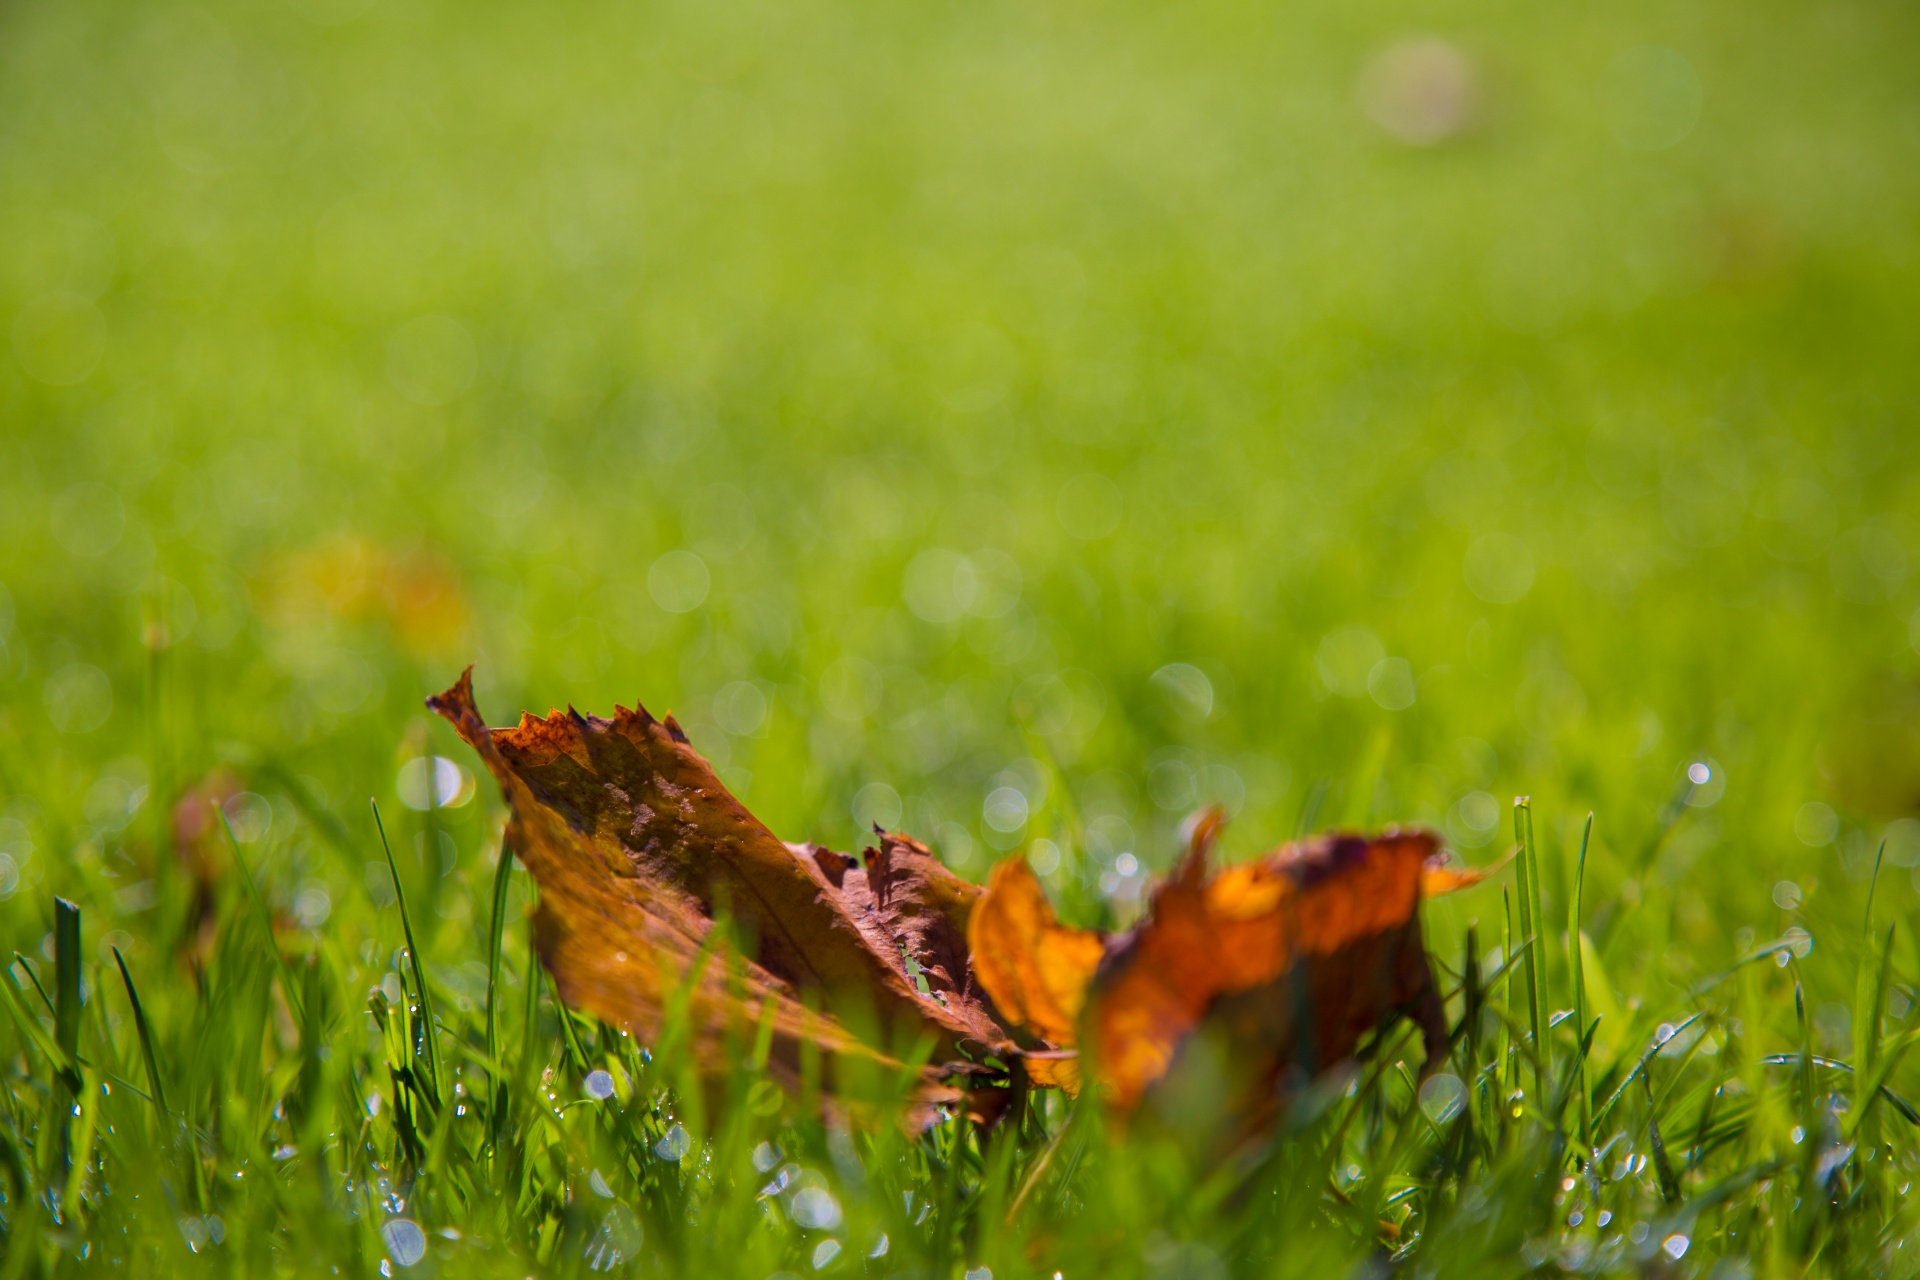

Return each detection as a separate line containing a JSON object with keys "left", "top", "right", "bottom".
{"left": 3, "top": 0, "right": 1920, "bottom": 1273}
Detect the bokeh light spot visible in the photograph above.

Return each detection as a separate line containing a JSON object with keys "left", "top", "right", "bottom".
{"left": 222, "top": 792, "right": 273, "bottom": 843}
{"left": 49, "top": 482, "right": 126, "bottom": 557}
{"left": 647, "top": 550, "right": 711, "bottom": 613}
{"left": 382, "top": 1219, "right": 427, "bottom": 1268}
{"left": 1150, "top": 663, "right": 1214, "bottom": 721}
{"left": 852, "top": 782, "right": 902, "bottom": 831}
{"left": 1793, "top": 802, "right": 1837, "bottom": 847}
{"left": 1418, "top": 1072, "right": 1467, "bottom": 1122}
{"left": 1358, "top": 38, "right": 1481, "bottom": 146}
{"left": 714, "top": 681, "right": 769, "bottom": 735}
{"left": 983, "top": 786, "right": 1029, "bottom": 833}
{"left": 1883, "top": 818, "right": 1920, "bottom": 869}
{"left": 1367, "top": 658, "right": 1417, "bottom": 710}
{"left": 1463, "top": 534, "right": 1536, "bottom": 603}
{"left": 397, "top": 756, "right": 474, "bottom": 810}
{"left": 44, "top": 663, "right": 113, "bottom": 734}
{"left": 1317, "top": 627, "right": 1385, "bottom": 698}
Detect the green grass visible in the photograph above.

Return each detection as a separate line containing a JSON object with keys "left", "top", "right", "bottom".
{"left": 4, "top": 0, "right": 1920, "bottom": 1271}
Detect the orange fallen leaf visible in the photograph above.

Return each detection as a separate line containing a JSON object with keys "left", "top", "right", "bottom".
{"left": 967, "top": 856, "right": 1106, "bottom": 1091}
{"left": 429, "top": 670, "right": 1019, "bottom": 1100}
{"left": 972, "top": 808, "right": 1480, "bottom": 1122}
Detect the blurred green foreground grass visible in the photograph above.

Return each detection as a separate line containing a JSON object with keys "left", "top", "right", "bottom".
{"left": 4, "top": 0, "right": 1920, "bottom": 1273}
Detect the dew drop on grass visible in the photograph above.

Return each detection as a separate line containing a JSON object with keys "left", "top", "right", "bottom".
{"left": 584, "top": 1070, "right": 615, "bottom": 1100}
{"left": 810, "top": 1239, "right": 841, "bottom": 1270}
{"left": 752, "top": 1142, "right": 782, "bottom": 1172}
{"left": 1662, "top": 1234, "right": 1690, "bottom": 1260}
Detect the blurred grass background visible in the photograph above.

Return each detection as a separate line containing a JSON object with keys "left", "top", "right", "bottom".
{"left": 4, "top": 0, "right": 1920, "bottom": 1072}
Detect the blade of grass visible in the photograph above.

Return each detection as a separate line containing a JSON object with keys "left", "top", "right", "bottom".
{"left": 1864, "top": 838, "right": 1887, "bottom": 933}
{"left": 372, "top": 799, "right": 442, "bottom": 1104}
{"left": 1592, "top": 1012, "right": 1706, "bottom": 1133}
{"left": 1512, "top": 799, "right": 1546, "bottom": 1108}
{"left": 1644, "top": 1071, "right": 1683, "bottom": 1204}
{"left": 53, "top": 898, "right": 81, "bottom": 1080}
{"left": 217, "top": 809, "right": 304, "bottom": 1024}
{"left": 110, "top": 947, "right": 169, "bottom": 1125}
{"left": 1855, "top": 924, "right": 1895, "bottom": 1109}
{"left": 0, "top": 966, "right": 71, "bottom": 1073}
{"left": 1501, "top": 885, "right": 1516, "bottom": 1114}
{"left": 1568, "top": 813, "right": 1593, "bottom": 1151}
{"left": 484, "top": 843, "right": 515, "bottom": 1145}
{"left": 519, "top": 933, "right": 545, "bottom": 1083}
{"left": 12, "top": 953, "right": 54, "bottom": 1017}
{"left": 48, "top": 898, "right": 83, "bottom": 1188}
{"left": 1341, "top": 728, "right": 1392, "bottom": 827}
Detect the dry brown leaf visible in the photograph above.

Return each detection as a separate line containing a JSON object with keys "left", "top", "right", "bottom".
{"left": 429, "top": 670, "right": 1017, "bottom": 1097}
{"left": 972, "top": 808, "right": 1474, "bottom": 1121}
{"left": 966, "top": 855, "right": 1105, "bottom": 1092}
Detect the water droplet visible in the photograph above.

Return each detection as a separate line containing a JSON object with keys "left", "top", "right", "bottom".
{"left": 584, "top": 1070, "right": 615, "bottom": 1101}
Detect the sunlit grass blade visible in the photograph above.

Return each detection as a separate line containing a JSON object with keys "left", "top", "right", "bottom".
{"left": 11, "top": 952, "right": 55, "bottom": 1017}
{"left": 44, "top": 897, "right": 83, "bottom": 1188}
{"left": 1568, "top": 813, "right": 1593, "bottom": 1151}
{"left": 1592, "top": 1012, "right": 1706, "bottom": 1133}
{"left": 110, "top": 947, "right": 169, "bottom": 1125}
{"left": 519, "top": 933, "right": 545, "bottom": 1083}
{"left": 372, "top": 798, "right": 443, "bottom": 1104}
{"left": 1643, "top": 1072, "right": 1683, "bottom": 1204}
{"left": 0, "top": 963, "right": 71, "bottom": 1075}
{"left": 1511, "top": 799, "right": 1546, "bottom": 1109}
{"left": 1855, "top": 924, "right": 1895, "bottom": 1107}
